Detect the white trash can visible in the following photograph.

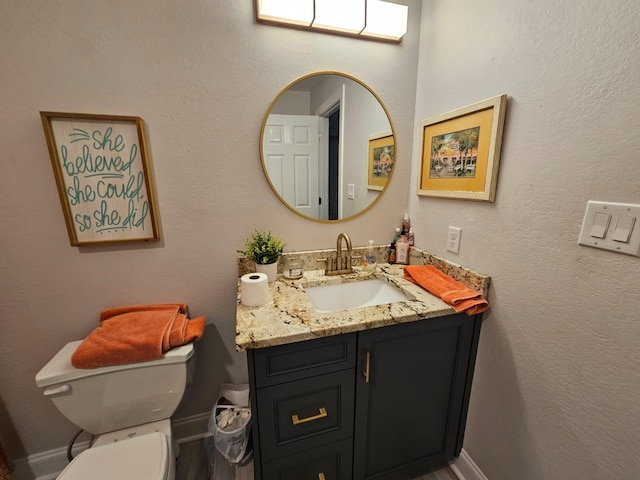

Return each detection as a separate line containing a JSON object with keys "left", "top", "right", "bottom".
{"left": 208, "top": 383, "right": 251, "bottom": 465}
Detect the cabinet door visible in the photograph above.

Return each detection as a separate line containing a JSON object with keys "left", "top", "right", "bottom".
{"left": 353, "top": 314, "right": 478, "bottom": 480}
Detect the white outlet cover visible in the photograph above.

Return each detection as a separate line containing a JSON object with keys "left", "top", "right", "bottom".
{"left": 447, "top": 226, "right": 461, "bottom": 254}
{"left": 578, "top": 201, "right": 640, "bottom": 256}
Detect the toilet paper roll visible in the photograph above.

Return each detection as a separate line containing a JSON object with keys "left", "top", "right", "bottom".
{"left": 240, "top": 273, "right": 270, "bottom": 307}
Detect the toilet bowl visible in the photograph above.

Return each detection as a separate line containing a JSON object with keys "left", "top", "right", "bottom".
{"left": 35, "top": 340, "right": 195, "bottom": 480}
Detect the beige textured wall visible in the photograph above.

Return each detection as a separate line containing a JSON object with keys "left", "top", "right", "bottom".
{"left": 0, "top": 0, "right": 421, "bottom": 459}
{"left": 412, "top": 0, "right": 640, "bottom": 478}
{"left": 5, "top": 2, "right": 638, "bottom": 477}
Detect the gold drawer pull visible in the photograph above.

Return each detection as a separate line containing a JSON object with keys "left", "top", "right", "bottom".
{"left": 291, "top": 407, "right": 328, "bottom": 425}
{"left": 318, "top": 473, "right": 326, "bottom": 480}
{"left": 363, "top": 349, "right": 371, "bottom": 383}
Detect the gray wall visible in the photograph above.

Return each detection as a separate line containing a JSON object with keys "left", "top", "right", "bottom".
{"left": 2, "top": 1, "right": 639, "bottom": 479}
{"left": 0, "top": 0, "right": 421, "bottom": 458}
{"left": 411, "top": 0, "right": 640, "bottom": 478}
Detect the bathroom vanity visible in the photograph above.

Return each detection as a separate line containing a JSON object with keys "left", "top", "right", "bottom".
{"left": 236, "top": 252, "right": 490, "bottom": 480}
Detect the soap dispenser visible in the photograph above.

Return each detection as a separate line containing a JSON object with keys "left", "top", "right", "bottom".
{"left": 363, "top": 240, "right": 377, "bottom": 272}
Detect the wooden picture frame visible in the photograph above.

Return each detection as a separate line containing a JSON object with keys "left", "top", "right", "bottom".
{"left": 417, "top": 94, "right": 507, "bottom": 201}
{"left": 40, "top": 112, "right": 160, "bottom": 246}
{"left": 367, "top": 131, "right": 394, "bottom": 191}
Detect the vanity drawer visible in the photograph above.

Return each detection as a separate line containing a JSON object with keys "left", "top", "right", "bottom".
{"left": 257, "top": 369, "right": 354, "bottom": 460}
{"left": 252, "top": 333, "right": 356, "bottom": 387}
{"left": 262, "top": 437, "right": 353, "bottom": 480}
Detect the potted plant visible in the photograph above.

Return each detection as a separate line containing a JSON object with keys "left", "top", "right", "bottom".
{"left": 238, "top": 230, "right": 285, "bottom": 282}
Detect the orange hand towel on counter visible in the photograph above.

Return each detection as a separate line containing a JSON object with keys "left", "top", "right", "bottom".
{"left": 71, "top": 304, "right": 205, "bottom": 369}
{"left": 404, "top": 265, "right": 489, "bottom": 315}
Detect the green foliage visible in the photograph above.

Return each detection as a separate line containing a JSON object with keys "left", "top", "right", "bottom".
{"left": 238, "top": 230, "right": 285, "bottom": 265}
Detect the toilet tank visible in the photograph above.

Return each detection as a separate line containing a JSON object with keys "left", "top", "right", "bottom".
{"left": 35, "top": 340, "right": 195, "bottom": 435}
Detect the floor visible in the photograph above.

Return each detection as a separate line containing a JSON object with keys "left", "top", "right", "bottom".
{"left": 176, "top": 437, "right": 459, "bottom": 480}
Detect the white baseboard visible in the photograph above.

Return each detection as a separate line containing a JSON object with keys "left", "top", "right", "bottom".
{"left": 12, "top": 440, "right": 91, "bottom": 480}
{"left": 11, "top": 412, "right": 212, "bottom": 480}
{"left": 450, "top": 448, "right": 488, "bottom": 480}
{"left": 15, "top": 418, "right": 486, "bottom": 480}
{"left": 172, "top": 411, "right": 213, "bottom": 444}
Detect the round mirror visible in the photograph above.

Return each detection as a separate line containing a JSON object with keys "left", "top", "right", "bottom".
{"left": 260, "top": 71, "right": 396, "bottom": 222}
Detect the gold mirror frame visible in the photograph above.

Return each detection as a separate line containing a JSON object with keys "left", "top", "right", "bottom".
{"left": 259, "top": 71, "right": 397, "bottom": 223}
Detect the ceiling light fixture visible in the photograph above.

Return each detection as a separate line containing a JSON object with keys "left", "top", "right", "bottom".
{"left": 254, "top": 0, "right": 408, "bottom": 43}
{"left": 256, "top": 0, "right": 315, "bottom": 26}
{"left": 313, "top": 0, "right": 366, "bottom": 35}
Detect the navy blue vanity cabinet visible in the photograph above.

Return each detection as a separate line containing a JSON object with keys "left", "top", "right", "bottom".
{"left": 246, "top": 313, "right": 482, "bottom": 480}
{"left": 353, "top": 313, "right": 481, "bottom": 480}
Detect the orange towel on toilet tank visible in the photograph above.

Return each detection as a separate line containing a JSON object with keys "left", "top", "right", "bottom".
{"left": 71, "top": 304, "right": 205, "bottom": 369}
{"left": 403, "top": 265, "right": 489, "bottom": 315}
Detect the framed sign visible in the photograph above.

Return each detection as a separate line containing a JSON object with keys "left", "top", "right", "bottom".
{"left": 41, "top": 112, "right": 160, "bottom": 246}
{"left": 418, "top": 94, "right": 507, "bottom": 201}
{"left": 367, "top": 131, "right": 394, "bottom": 191}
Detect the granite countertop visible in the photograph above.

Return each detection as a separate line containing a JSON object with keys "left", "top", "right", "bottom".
{"left": 235, "top": 248, "right": 490, "bottom": 351}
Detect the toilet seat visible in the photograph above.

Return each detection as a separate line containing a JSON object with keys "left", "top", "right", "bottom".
{"left": 57, "top": 431, "right": 170, "bottom": 480}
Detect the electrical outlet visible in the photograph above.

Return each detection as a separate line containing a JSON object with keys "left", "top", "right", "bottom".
{"left": 447, "top": 226, "right": 461, "bottom": 254}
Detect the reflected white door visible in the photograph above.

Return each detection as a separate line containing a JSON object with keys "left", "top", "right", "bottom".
{"left": 263, "top": 114, "right": 320, "bottom": 218}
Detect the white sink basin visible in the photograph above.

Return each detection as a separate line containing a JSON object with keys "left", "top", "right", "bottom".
{"left": 304, "top": 279, "right": 410, "bottom": 313}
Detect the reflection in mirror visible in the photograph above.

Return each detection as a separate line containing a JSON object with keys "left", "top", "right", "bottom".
{"left": 260, "top": 72, "right": 395, "bottom": 222}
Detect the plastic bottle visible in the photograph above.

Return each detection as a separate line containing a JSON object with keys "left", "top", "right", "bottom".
{"left": 402, "top": 213, "right": 411, "bottom": 234}
{"left": 395, "top": 232, "right": 410, "bottom": 265}
{"left": 408, "top": 227, "right": 415, "bottom": 247}
{"left": 388, "top": 227, "right": 401, "bottom": 263}
{"left": 363, "top": 240, "right": 377, "bottom": 272}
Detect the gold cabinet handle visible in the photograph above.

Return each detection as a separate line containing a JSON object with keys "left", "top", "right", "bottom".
{"left": 291, "top": 407, "right": 327, "bottom": 425}
{"left": 318, "top": 473, "right": 326, "bottom": 480}
{"left": 363, "top": 349, "right": 371, "bottom": 383}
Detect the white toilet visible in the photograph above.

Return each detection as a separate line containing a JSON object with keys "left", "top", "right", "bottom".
{"left": 35, "top": 339, "right": 196, "bottom": 480}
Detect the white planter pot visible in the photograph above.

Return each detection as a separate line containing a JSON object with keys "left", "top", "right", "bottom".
{"left": 255, "top": 261, "right": 278, "bottom": 283}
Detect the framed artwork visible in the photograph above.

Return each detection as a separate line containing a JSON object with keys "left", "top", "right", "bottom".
{"left": 417, "top": 94, "right": 507, "bottom": 201}
{"left": 367, "top": 131, "right": 395, "bottom": 191}
{"left": 40, "top": 112, "right": 160, "bottom": 246}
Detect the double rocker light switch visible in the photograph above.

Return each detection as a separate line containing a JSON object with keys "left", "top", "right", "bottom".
{"left": 579, "top": 201, "right": 640, "bottom": 256}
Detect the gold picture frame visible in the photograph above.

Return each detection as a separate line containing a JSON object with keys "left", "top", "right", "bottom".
{"left": 367, "top": 131, "right": 394, "bottom": 191}
{"left": 418, "top": 94, "right": 507, "bottom": 201}
{"left": 40, "top": 112, "right": 160, "bottom": 246}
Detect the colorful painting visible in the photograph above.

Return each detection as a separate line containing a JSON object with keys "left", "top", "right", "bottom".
{"left": 368, "top": 132, "right": 394, "bottom": 190}
{"left": 418, "top": 95, "right": 507, "bottom": 201}
{"left": 429, "top": 127, "right": 480, "bottom": 179}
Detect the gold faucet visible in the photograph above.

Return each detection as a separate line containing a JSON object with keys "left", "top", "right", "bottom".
{"left": 324, "top": 232, "right": 354, "bottom": 276}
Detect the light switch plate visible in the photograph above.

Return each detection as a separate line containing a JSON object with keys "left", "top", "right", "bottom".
{"left": 578, "top": 201, "right": 640, "bottom": 256}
